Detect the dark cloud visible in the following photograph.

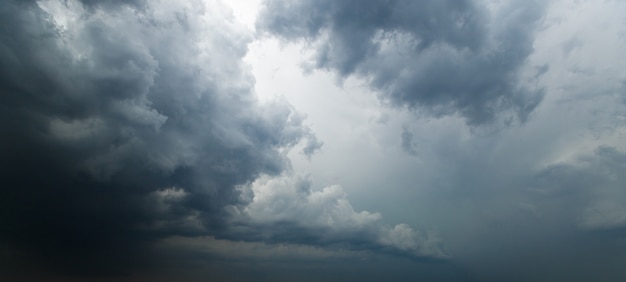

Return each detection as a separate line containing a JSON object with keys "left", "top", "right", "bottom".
{"left": 529, "top": 146, "right": 626, "bottom": 231}
{"left": 78, "top": 0, "right": 145, "bottom": 7}
{"left": 400, "top": 126, "right": 418, "bottom": 156}
{"left": 5, "top": 0, "right": 624, "bottom": 281}
{"left": 438, "top": 145, "right": 626, "bottom": 281}
{"left": 257, "top": 0, "right": 546, "bottom": 124}
{"left": 0, "top": 0, "right": 317, "bottom": 277}
{"left": 471, "top": 145, "right": 626, "bottom": 281}
{"left": 0, "top": 1, "right": 443, "bottom": 279}
{"left": 143, "top": 236, "right": 470, "bottom": 282}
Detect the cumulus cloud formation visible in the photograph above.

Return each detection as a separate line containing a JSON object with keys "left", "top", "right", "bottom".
{"left": 4, "top": 0, "right": 626, "bottom": 280}
{"left": 0, "top": 1, "right": 442, "bottom": 279}
{"left": 228, "top": 174, "right": 446, "bottom": 259}
{"left": 257, "top": 0, "right": 546, "bottom": 124}
{"left": 0, "top": 0, "right": 319, "bottom": 275}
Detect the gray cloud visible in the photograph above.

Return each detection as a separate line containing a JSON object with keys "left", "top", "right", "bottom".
{"left": 226, "top": 174, "right": 446, "bottom": 259}
{"left": 529, "top": 146, "right": 626, "bottom": 231}
{"left": 0, "top": 0, "right": 317, "bottom": 276}
{"left": 4, "top": 0, "right": 626, "bottom": 281}
{"left": 459, "top": 146, "right": 626, "bottom": 281}
{"left": 0, "top": 1, "right": 446, "bottom": 279}
{"left": 257, "top": 0, "right": 546, "bottom": 124}
{"left": 400, "top": 126, "right": 418, "bottom": 156}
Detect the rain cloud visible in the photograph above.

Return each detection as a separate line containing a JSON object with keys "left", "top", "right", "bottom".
{"left": 257, "top": 0, "right": 546, "bottom": 124}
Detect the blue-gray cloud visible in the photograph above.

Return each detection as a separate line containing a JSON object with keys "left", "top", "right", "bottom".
{"left": 0, "top": 1, "right": 444, "bottom": 279}
{"left": 257, "top": 0, "right": 546, "bottom": 124}
{"left": 0, "top": 0, "right": 317, "bottom": 276}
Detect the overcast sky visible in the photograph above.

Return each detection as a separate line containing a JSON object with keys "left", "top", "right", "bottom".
{"left": 1, "top": 0, "right": 626, "bottom": 281}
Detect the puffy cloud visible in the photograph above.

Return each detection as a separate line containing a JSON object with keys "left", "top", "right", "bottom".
{"left": 227, "top": 174, "right": 447, "bottom": 259}
{"left": 257, "top": 0, "right": 546, "bottom": 124}
{"left": 0, "top": 0, "right": 318, "bottom": 275}
{"left": 6, "top": 0, "right": 626, "bottom": 280}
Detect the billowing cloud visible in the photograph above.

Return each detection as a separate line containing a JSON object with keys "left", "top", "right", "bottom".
{"left": 257, "top": 0, "right": 546, "bottom": 124}
{"left": 0, "top": 1, "right": 443, "bottom": 279}
{"left": 4, "top": 0, "right": 626, "bottom": 281}
{"left": 0, "top": 0, "right": 318, "bottom": 275}
{"left": 226, "top": 174, "right": 446, "bottom": 259}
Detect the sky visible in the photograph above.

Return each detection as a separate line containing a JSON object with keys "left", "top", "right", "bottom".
{"left": 0, "top": 0, "right": 625, "bottom": 281}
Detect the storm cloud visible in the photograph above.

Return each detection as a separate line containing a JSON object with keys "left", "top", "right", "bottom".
{"left": 0, "top": 0, "right": 318, "bottom": 276}
{"left": 257, "top": 0, "right": 546, "bottom": 124}
{"left": 3, "top": 0, "right": 626, "bottom": 281}
{"left": 0, "top": 0, "right": 445, "bottom": 279}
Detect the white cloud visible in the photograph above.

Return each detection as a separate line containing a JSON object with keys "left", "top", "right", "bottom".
{"left": 229, "top": 174, "right": 447, "bottom": 259}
